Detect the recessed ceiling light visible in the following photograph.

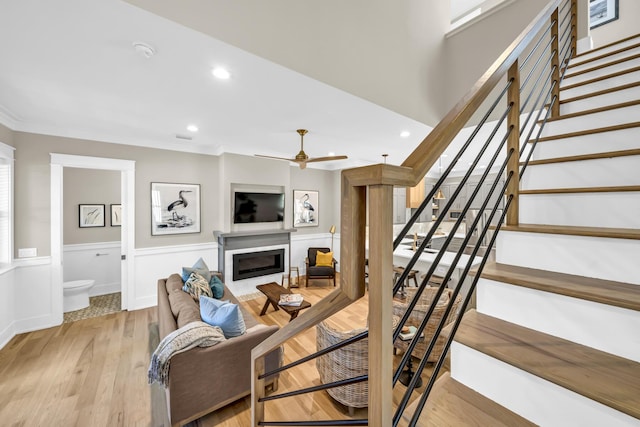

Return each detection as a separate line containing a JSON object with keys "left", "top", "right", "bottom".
{"left": 187, "top": 125, "right": 198, "bottom": 133}
{"left": 400, "top": 131, "right": 411, "bottom": 138}
{"left": 212, "top": 67, "right": 230, "bottom": 79}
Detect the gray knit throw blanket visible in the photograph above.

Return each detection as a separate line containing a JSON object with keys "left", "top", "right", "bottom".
{"left": 148, "top": 321, "right": 226, "bottom": 387}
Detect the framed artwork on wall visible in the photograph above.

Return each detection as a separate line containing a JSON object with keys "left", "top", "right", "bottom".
{"left": 590, "top": 0, "right": 618, "bottom": 29}
{"left": 293, "top": 190, "right": 319, "bottom": 227}
{"left": 111, "top": 204, "right": 122, "bottom": 227}
{"left": 151, "top": 182, "right": 201, "bottom": 235}
{"left": 79, "top": 204, "right": 105, "bottom": 228}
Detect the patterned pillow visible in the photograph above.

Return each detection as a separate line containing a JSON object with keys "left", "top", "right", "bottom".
{"left": 182, "top": 272, "right": 213, "bottom": 301}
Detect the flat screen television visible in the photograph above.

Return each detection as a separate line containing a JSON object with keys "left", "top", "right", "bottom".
{"left": 233, "top": 192, "right": 285, "bottom": 224}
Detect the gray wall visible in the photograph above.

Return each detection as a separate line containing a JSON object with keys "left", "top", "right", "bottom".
{"left": 0, "top": 123, "right": 13, "bottom": 146}
{"left": 12, "top": 131, "right": 341, "bottom": 258}
{"left": 13, "top": 131, "right": 220, "bottom": 257}
{"left": 63, "top": 168, "right": 121, "bottom": 244}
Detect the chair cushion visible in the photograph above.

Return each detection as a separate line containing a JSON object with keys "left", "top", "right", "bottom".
{"left": 308, "top": 247, "right": 331, "bottom": 266}
{"left": 308, "top": 266, "right": 335, "bottom": 276}
{"left": 315, "top": 251, "right": 333, "bottom": 267}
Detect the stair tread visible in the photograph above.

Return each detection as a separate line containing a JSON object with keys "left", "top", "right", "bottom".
{"left": 533, "top": 121, "right": 640, "bottom": 142}
{"left": 560, "top": 65, "right": 640, "bottom": 91}
{"left": 520, "top": 185, "right": 640, "bottom": 194}
{"left": 543, "top": 99, "right": 640, "bottom": 123}
{"left": 399, "top": 372, "right": 535, "bottom": 427}
{"left": 455, "top": 310, "right": 640, "bottom": 419}
{"left": 522, "top": 148, "right": 640, "bottom": 166}
{"left": 566, "top": 49, "right": 640, "bottom": 79}
{"left": 560, "top": 81, "right": 640, "bottom": 104}
{"left": 572, "top": 33, "right": 640, "bottom": 62}
{"left": 500, "top": 223, "right": 640, "bottom": 240}
{"left": 476, "top": 262, "right": 640, "bottom": 311}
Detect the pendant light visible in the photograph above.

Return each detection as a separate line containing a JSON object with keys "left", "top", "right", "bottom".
{"left": 434, "top": 157, "right": 446, "bottom": 200}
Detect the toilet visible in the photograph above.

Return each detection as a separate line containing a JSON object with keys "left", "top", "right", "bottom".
{"left": 63, "top": 280, "right": 95, "bottom": 312}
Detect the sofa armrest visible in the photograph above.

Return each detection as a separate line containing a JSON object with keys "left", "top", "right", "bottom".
{"left": 166, "top": 324, "right": 281, "bottom": 426}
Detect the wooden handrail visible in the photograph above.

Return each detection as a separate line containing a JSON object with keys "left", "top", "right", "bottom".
{"left": 251, "top": 1, "right": 577, "bottom": 425}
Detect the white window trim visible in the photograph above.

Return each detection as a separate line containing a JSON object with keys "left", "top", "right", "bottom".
{"left": 0, "top": 142, "right": 15, "bottom": 267}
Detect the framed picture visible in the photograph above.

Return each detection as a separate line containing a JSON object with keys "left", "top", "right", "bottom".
{"left": 293, "top": 190, "right": 319, "bottom": 227}
{"left": 151, "top": 182, "right": 201, "bottom": 235}
{"left": 590, "top": 0, "right": 618, "bottom": 29}
{"left": 79, "top": 204, "right": 105, "bottom": 228}
{"left": 111, "top": 204, "right": 122, "bottom": 227}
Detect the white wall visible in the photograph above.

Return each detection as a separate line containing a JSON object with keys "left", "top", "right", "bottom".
{"left": 63, "top": 242, "right": 121, "bottom": 296}
{"left": 0, "top": 267, "right": 16, "bottom": 349}
{"left": 590, "top": 0, "right": 640, "bottom": 48}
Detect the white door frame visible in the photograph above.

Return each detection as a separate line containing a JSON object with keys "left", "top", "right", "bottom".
{"left": 50, "top": 154, "right": 135, "bottom": 321}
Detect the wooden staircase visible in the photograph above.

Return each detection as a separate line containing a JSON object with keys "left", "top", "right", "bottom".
{"left": 418, "top": 34, "right": 640, "bottom": 426}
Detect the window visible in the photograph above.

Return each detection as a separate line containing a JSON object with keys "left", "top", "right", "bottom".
{"left": 0, "top": 142, "right": 14, "bottom": 266}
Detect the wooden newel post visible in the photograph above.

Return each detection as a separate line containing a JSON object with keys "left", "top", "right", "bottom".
{"left": 506, "top": 60, "right": 521, "bottom": 227}
{"left": 367, "top": 184, "right": 394, "bottom": 427}
{"left": 550, "top": 8, "right": 560, "bottom": 118}
{"left": 571, "top": 0, "right": 578, "bottom": 59}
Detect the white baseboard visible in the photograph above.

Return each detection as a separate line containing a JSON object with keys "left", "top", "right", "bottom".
{"left": 0, "top": 321, "right": 16, "bottom": 350}
{"left": 576, "top": 36, "right": 593, "bottom": 55}
{"left": 13, "top": 313, "right": 61, "bottom": 336}
{"left": 89, "top": 281, "right": 121, "bottom": 297}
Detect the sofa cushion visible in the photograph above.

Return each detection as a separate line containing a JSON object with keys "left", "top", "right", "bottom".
{"left": 183, "top": 272, "right": 213, "bottom": 301}
{"left": 200, "top": 296, "right": 246, "bottom": 338}
{"left": 181, "top": 257, "right": 212, "bottom": 283}
{"left": 165, "top": 273, "right": 185, "bottom": 294}
{"left": 168, "top": 289, "right": 201, "bottom": 328}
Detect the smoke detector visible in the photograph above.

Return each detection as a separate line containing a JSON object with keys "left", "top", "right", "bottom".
{"left": 133, "top": 42, "right": 155, "bottom": 59}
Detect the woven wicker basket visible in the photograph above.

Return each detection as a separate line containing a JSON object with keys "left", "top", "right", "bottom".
{"left": 316, "top": 322, "right": 369, "bottom": 411}
{"left": 393, "top": 287, "right": 461, "bottom": 362}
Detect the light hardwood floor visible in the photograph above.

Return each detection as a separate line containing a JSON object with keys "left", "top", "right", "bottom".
{"left": 0, "top": 279, "right": 438, "bottom": 426}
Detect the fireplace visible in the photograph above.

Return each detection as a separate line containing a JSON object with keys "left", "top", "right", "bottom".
{"left": 233, "top": 248, "right": 285, "bottom": 281}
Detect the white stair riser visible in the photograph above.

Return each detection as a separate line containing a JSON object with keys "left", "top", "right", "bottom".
{"left": 541, "top": 104, "right": 640, "bottom": 136}
{"left": 476, "top": 279, "right": 640, "bottom": 361}
{"left": 568, "top": 46, "right": 640, "bottom": 74}
{"left": 560, "top": 85, "right": 640, "bottom": 115}
{"left": 496, "top": 231, "right": 640, "bottom": 284}
{"left": 560, "top": 69, "right": 640, "bottom": 99}
{"left": 519, "top": 192, "right": 640, "bottom": 228}
{"left": 451, "top": 343, "right": 639, "bottom": 427}
{"left": 532, "top": 127, "right": 640, "bottom": 159}
{"left": 562, "top": 57, "right": 640, "bottom": 87}
{"left": 571, "top": 37, "right": 640, "bottom": 64}
{"left": 521, "top": 156, "right": 640, "bottom": 189}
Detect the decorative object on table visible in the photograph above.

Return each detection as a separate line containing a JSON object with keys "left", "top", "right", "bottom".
{"left": 79, "top": 204, "right": 105, "bottom": 228}
{"left": 255, "top": 129, "right": 347, "bottom": 169}
{"left": 281, "top": 266, "right": 300, "bottom": 289}
{"left": 110, "top": 204, "right": 122, "bottom": 226}
{"left": 151, "top": 182, "right": 200, "bottom": 235}
{"left": 329, "top": 224, "right": 336, "bottom": 251}
{"left": 256, "top": 282, "right": 311, "bottom": 321}
{"left": 305, "top": 247, "right": 337, "bottom": 287}
{"left": 278, "top": 293, "right": 304, "bottom": 307}
{"left": 590, "top": 0, "right": 618, "bottom": 29}
{"left": 293, "top": 190, "right": 319, "bottom": 227}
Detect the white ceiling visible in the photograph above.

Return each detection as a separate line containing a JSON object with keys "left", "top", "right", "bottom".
{"left": 0, "top": 0, "right": 435, "bottom": 171}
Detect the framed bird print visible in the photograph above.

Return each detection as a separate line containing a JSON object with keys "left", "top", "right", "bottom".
{"left": 293, "top": 190, "right": 319, "bottom": 227}
{"left": 151, "top": 182, "right": 201, "bottom": 235}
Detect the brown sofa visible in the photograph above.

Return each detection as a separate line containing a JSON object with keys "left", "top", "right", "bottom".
{"left": 157, "top": 273, "right": 281, "bottom": 427}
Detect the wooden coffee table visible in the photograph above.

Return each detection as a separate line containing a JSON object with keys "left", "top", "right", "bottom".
{"left": 256, "top": 282, "right": 311, "bottom": 321}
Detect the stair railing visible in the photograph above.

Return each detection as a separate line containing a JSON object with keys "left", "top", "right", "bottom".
{"left": 251, "top": 0, "right": 577, "bottom": 425}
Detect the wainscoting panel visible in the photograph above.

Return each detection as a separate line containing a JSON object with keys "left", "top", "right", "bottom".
{"left": 133, "top": 243, "right": 217, "bottom": 310}
{"left": 12, "top": 257, "right": 58, "bottom": 335}
{"left": 63, "top": 242, "right": 121, "bottom": 297}
{"left": 0, "top": 266, "right": 16, "bottom": 349}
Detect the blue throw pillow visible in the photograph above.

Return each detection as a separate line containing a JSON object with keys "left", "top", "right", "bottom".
{"left": 199, "top": 296, "right": 246, "bottom": 338}
{"left": 209, "top": 275, "right": 224, "bottom": 299}
{"left": 181, "top": 257, "right": 211, "bottom": 283}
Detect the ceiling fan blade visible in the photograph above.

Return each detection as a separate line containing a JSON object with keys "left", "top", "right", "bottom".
{"left": 255, "top": 154, "right": 296, "bottom": 162}
{"left": 305, "top": 155, "right": 348, "bottom": 163}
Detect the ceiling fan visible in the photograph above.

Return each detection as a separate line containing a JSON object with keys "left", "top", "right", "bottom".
{"left": 255, "top": 129, "right": 348, "bottom": 169}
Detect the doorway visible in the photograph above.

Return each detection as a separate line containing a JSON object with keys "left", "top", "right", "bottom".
{"left": 50, "top": 154, "right": 135, "bottom": 324}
